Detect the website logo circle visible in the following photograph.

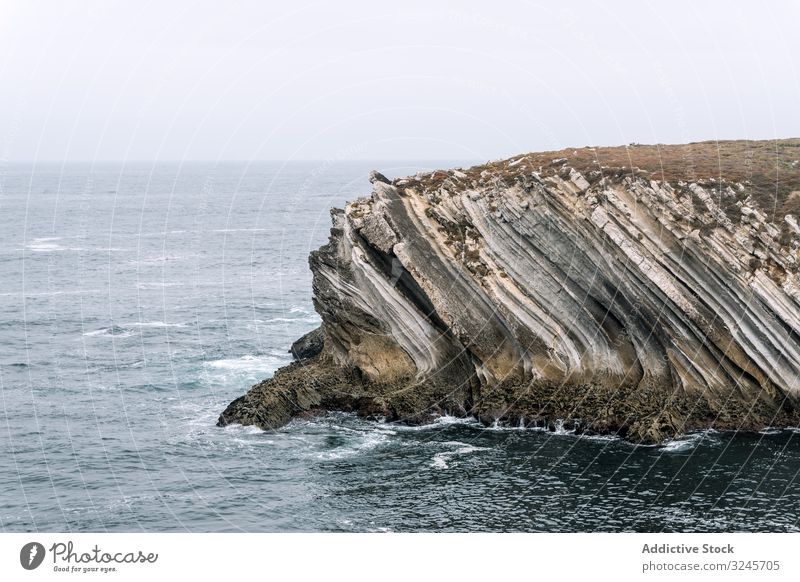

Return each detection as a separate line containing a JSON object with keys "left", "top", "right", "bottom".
{"left": 20, "top": 542, "right": 46, "bottom": 570}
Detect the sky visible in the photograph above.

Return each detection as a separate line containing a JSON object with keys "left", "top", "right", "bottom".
{"left": 0, "top": 0, "right": 798, "bottom": 162}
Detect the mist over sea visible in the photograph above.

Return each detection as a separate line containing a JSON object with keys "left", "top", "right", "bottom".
{"left": 1, "top": 161, "right": 799, "bottom": 532}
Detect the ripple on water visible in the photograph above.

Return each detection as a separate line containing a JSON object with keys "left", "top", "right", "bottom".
{"left": 5, "top": 163, "right": 800, "bottom": 533}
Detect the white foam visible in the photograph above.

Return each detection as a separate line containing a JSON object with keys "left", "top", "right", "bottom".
{"left": 385, "top": 414, "right": 482, "bottom": 433}
{"left": 128, "top": 321, "right": 186, "bottom": 328}
{"left": 82, "top": 322, "right": 186, "bottom": 338}
{"left": 759, "top": 427, "right": 784, "bottom": 435}
{"left": 314, "top": 430, "right": 390, "bottom": 460}
{"left": 430, "top": 441, "right": 489, "bottom": 469}
{"left": 231, "top": 437, "right": 275, "bottom": 446}
{"left": 206, "top": 355, "right": 274, "bottom": 370}
{"left": 136, "top": 282, "right": 186, "bottom": 289}
{"left": 660, "top": 440, "right": 695, "bottom": 453}
{"left": 5, "top": 288, "right": 104, "bottom": 298}
{"left": 481, "top": 418, "right": 551, "bottom": 433}
{"left": 257, "top": 316, "right": 319, "bottom": 324}
{"left": 431, "top": 454, "right": 450, "bottom": 469}
{"left": 578, "top": 433, "right": 622, "bottom": 443}
{"left": 552, "top": 419, "right": 577, "bottom": 435}
{"left": 24, "top": 237, "right": 91, "bottom": 252}
{"left": 210, "top": 228, "right": 268, "bottom": 233}
{"left": 27, "top": 237, "right": 66, "bottom": 252}
{"left": 82, "top": 326, "right": 133, "bottom": 338}
{"left": 433, "top": 415, "right": 467, "bottom": 425}
{"left": 226, "top": 424, "right": 265, "bottom": 435}
{"left": 661, "top": 432, "right": 708, "bottom": 453}
{"left": 220, "top": 423, "right": 276, "bottom": 447}
{"left": 432, "top": 414, "right": 482, "bottom": 427}
{"left": 202, "top": 355, "right": 288, "bottom": 387}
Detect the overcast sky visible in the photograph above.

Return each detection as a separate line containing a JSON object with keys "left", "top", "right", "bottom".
{"left": 1, "top": 0, "right": 798, "bottom": 162}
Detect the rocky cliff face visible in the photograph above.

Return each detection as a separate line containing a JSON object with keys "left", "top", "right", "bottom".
{"left": 218, "top": 139, "right": 800, "bottom": 442}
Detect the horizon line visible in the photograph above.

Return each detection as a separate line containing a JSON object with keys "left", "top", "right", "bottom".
{"left": 1, "top": 157, "right": 486, "bottom": 164}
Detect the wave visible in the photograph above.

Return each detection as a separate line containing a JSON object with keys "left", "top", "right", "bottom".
{"left": 82, "top": 321, "right": 186, "bottom": 338}
{"left": 432, "top": 414, "right": 482, "bottom": 427}
{"left": 82, "top": 325, "right": 133, "bottom": 338}
{"left": 431, "top": 441, "right": 490, "bottom": 469}
{"left": 136, "top": 282, "right": 186, "bottom": 289}
{"left": 26, "top": 237, "right": 73, "bottom": 252}
{"left": 378, "top": 414, "right": 483, "bottom": 433}
{"left": 380, "top": 414, "right": 630, "bottom": 448}
{"left": 210, "top": 228, "right": 268, "bottom": 233}
{"left": 201, "top": 354, "right": 289, "bottom": 387}
{"left": 205, "top": 354, "right": 284, "bottom": 372}
{"left": 659, "top": 430, "right": 720, "bottom": 453}
{"left": 313, "top": 430, "right": 391, "bottom": 460}
{"left": 128, "top": 321, "right": 187, "bottom": 328}
{"left": 3, "top": 288, "right": 105, "bottom": 298}
{"left": 24, "top": 237, "right": 124, "bottom": 253}
{"left": 758, "top": 427, "right": 785, "bottom": 435}
{"left": 253, "top": 316, "right": 319, "bottom": 324}
{"left": 577, "top": 433, "right": 623, "bottom": 443}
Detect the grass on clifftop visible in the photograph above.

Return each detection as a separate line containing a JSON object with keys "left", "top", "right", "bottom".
{"left": 413, "top": 139, "right": 800, "bottom": 223}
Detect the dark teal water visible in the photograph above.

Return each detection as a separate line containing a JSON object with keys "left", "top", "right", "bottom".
{"left": 1, "top": 161, "right": 799, "bottom": 532}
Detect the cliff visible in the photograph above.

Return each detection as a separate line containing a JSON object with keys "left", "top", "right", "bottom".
{"left": 218, "top": 139, "right": 800, "bottom": 443}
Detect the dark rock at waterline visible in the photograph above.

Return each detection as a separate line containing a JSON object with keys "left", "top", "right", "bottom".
{"left": 289, "top": 326, "right": 324, "bottom": 360}
{"left": 219, "top": 139, "right": 800, "bottom": 443}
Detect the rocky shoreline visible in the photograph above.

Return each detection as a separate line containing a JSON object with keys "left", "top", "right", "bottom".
{"left": 219, "top": 139, "right": 800, "bottom": 443}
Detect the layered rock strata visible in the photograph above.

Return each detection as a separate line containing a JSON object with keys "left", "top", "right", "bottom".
{"left": 219, "top": 139, "right": 800, "bottom": 442}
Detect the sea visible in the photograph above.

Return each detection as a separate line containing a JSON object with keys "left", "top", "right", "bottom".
{"left": 1, "top": 161, "right": 799, "bottom": 532}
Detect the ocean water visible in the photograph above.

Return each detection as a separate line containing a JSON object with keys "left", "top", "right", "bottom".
{"left": 1, "top": 161, "right": 799, "bottom": 533}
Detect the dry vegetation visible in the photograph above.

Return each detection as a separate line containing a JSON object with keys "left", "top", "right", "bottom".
{"left": 406, "top": 139, "right": 800, "bottom": 224}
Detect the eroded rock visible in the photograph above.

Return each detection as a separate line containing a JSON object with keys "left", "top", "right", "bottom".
{"left": 219, "top": 139, "right": 800, "bottom": 443}
{"left": 289, "top": 327, "right": 324, "bottom": 360}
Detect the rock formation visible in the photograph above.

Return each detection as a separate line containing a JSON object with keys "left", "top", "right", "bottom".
{"left": 218, "top": 139, "right": 800, "bottom": 442}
